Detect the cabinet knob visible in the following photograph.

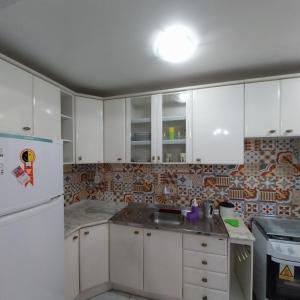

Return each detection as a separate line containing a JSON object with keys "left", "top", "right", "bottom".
{"left": 134, "top": 230, "right": 139, "bottom": 235}
{"left": 286, "top": 129, "right": 293, "bottom": 134}
{"left": 157, "top": 156, "right": 160, "bottom": 162}
{"left": 202, "top": 260, "right": 208, "bottom": 265}
{"left": 196, "top": 158, "right": 201, "bottom": 162}
{"left": 202, "top": 277, "right": 208, "bottom": 283}
{"left": 146, "top": 232, "right": 151, "bottom": 236}
{"left": 84, "top": 231, "right": 90, "bottom": 235}
{"left": 152, "top": 156, "right": 155, "bottom": 161}
{"left": 117, "top": 158, "right": 122, "bottom": 162}
{"left": 202, "top": 296, "right": 208, "bottom": 300}
{"left": 201, "top": 242, "right": 207, "bottom": 247}
{"left": 269, "top": 130, "right": 276, "bottom": 134}
{"left": 22, "top": 126, "right": 31, "bottom": 131}
{"left": 78, "top": 156, "right": 82, "bottom": 161}
{"left": 73, "top": 236, "right": 78, "bottom": 241}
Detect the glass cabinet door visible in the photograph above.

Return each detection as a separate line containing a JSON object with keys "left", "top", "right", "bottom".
{"left": 161, "top": 92, "right": 191, "bottom": 163}
{"left": 128, "top": 96, "right": 152, "bottom": 163}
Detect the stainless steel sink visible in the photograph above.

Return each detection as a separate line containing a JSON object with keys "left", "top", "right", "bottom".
{"left": 151, "top": 211, "right": 184, "bottom": 226}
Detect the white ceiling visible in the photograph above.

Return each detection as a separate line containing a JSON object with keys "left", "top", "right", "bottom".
{"left": 0, "top": 0, "right": 300, "bottom": 96}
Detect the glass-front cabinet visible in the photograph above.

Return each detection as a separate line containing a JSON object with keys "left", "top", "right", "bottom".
{"left": 126, "top": 91, "right": 192, "bottom": 164}
{"left": 126, "top": 96, "right": 152, "bottom": 163}
{"left": 158, "top": 91, "right": 192, "bottom": 163}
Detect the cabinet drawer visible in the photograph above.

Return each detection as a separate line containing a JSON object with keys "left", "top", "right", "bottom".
{"left": 184, "top": 267, "right": 227, "bottom": 291}
{"left": 184, "top": 283, "right": 228, "bottom": 300}
{"left": 183, "top": 234, "right": 227, "bottom": 255}
{"left": 183, "top": 250, "right": 227, "bottom": 274}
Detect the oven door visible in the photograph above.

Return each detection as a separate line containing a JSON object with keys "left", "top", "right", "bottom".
{"left": 267, "top": 255, "right": 300, "bottom": 299}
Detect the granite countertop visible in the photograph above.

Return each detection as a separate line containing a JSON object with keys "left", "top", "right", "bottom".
{"left": 64, "top": 200, "right": 126, "bottom": 238}
{"left": 110, "top": 203, "right": 228, "bottom": 238}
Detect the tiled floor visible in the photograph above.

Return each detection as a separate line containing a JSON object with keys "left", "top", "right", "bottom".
{"left": 90, "top": 290, "right": 148, "bottom": 300}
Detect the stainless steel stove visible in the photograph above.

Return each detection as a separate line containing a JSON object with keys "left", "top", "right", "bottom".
{"left": 253, "top": 216, "right": 300, "bottom": 300}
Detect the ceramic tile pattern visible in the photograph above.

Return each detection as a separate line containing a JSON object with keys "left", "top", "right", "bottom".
{"left": 64, "top": 139, "right": 300, "bottom": 223}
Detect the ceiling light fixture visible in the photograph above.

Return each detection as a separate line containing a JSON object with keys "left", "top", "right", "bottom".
{"left": 154, "top": 25, "right": 198, "bottom": 63}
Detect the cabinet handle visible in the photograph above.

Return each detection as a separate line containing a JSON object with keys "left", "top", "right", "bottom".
{"left": 286, "top": 129, "right": 293, "bottom": 134}
{"left": 202, "top": 260, "right": 208, "bottom": 265}
{"left": 202, "top": 296, "right": 208, "bottom": 300}
{"left": 78, "top": 156, "right": 82, "bottom": 161}
{"left": 73, "top": 236, "right": 78, "bottom": 241}
{"left": 134, "top": 230, "right": 139, "bottom": 235}
{"left": 22, "top": 126, "right": 31, "bottom": 131}
{"left": 201, "top": 242, "right": 207, "bottom": 247}
{"left": 146, "top": 232, "right": 151, "bottom": 236}
{"left": 152, "top": 156, "right": 155, "bottom": 161}
{"left": 202, "top": 277, "right": 208, "bottom": 283}
{"left": 196, "top": 158, "right": 201, "bottom": 162}
{"left": 269, "top": 130, "right": 276, "bottom": 134}
{"left": 157, "top": 156, "right": 160, "bottom": 161}
{"left": 117, "top": 158, "right": 122, "bottom": 162}
{"left": 84, "top": 231, "right": 90, "bottom": 235}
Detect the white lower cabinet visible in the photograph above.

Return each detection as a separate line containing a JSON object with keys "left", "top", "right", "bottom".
{"left": 144, "top": 229, "right": 182, "bottom": 299}
{"left": 183, "top": 234, "right": 228, "bottom": 300}
{"left": 80, "top": 224, "right": 109, "bottom": 292}
{"left": 110, "top": 224, "right": 144, "bottom": 290}
{"left": 64, "top": 232, "right": 79, "bottom": 300}
{"left": 184, "top": 283, "right": 227, "bottom": 300}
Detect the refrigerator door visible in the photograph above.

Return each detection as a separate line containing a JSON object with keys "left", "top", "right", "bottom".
{"left": 0, "top": 133, "right": 63, "bottom": 216}
{"left": 0, "top": 196, "right": 64, "bottom": 300}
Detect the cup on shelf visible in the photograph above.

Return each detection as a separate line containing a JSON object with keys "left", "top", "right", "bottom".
{"left": 168, "top": 127, "right": 175, "bottom": 140}
{"left": 180, "top": 153, "right": 186, "bottom": 163}
{"left": 166, "top": 153, "right": 172, "bottom": 162}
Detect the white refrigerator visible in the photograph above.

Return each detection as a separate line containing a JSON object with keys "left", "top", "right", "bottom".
{"left": 0, "top": 133, "right": 64, "bottom": 300}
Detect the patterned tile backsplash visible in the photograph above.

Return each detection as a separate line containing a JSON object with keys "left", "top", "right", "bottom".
{"left": 64, "top": 139, "right": 300, "bottom": 223}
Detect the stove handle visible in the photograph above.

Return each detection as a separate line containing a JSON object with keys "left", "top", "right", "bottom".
{"left": 271, "top": 256, "right": 300, "bottom": 267}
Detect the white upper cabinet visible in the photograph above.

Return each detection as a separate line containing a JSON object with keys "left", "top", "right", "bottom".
{"left": 126, "top": 96, "right": 153, "bottom": 163}
{"left": 126, "top": 92, "right": 192, "bottom": 164}
{"left": 157, "top": 92, "right": 192, "bottom": 164}
{"left": 0, "top": 59, "right": 33, "bottom": 135}
{"left": 193, "top": 85, "right": 244, "bottom": 164}
{"left": 75, "top": 97, "right": 103, "bottom": 164}
{"left": 33, "top": 77, "right": 61, "bottom": 139}
{"left": 104, "top": 99, "right": 126, "bottom": 163}
{"left": 144, "top": 229, "right": 182, "bottom": 299}
{"left": 280, "top": 78, "right": 300, "bottom": 136}
{"left": 245, "top": 81, "right": 280, "bottom": 138}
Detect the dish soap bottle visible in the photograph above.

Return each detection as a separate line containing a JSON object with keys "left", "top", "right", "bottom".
{"left": 187, "top": 199, "right": 199, "bottom": 221}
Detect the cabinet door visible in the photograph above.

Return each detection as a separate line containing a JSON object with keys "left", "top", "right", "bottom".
{"left": 80, "top": 224, "right": 109, "bottom": 291}
{"left": 245, "top": 81, "right": 280, "bottom": 137}
{"left": 76, "top": 97, "right": 103, "bottom": 164}
{"left": 0, "top": 59, "right": 33, "bottom": 135}
{"left": 281, "top": 78, "right": 300, "bottom": 136}
{"left": 144, "top": 229, "right": 182, "bottom": 298}
{"left": 126, "top": 96, "right": 153, "bottom": 163}
{"left": 110, "top": 224, "right": 143, "bottom": 290}
{"left": 104, "top": 99, "right": 126, "bottom": 163}
{"left": 33, "top": 77, "right": 61, "bottom": 139}
{"left": 64, "top": 232, "right": 79, "bottom": 300}
{"left": 192, "top": 85, "right": 244, "bottom": 164}
{"left": 157, "top": 91, "right": 192, "bottom": 163}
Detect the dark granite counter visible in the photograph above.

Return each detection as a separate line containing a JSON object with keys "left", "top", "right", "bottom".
{"left": 109, "top": 203, "right": 228, "bottom": 238}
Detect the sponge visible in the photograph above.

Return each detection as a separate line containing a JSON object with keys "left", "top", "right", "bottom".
{"left": 224, "top": 218, "right": 240, "bottom": 228}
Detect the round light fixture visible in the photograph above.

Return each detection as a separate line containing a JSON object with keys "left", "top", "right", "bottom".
{"left": 154, "top": 25, "right": 197, "bottom": 63}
